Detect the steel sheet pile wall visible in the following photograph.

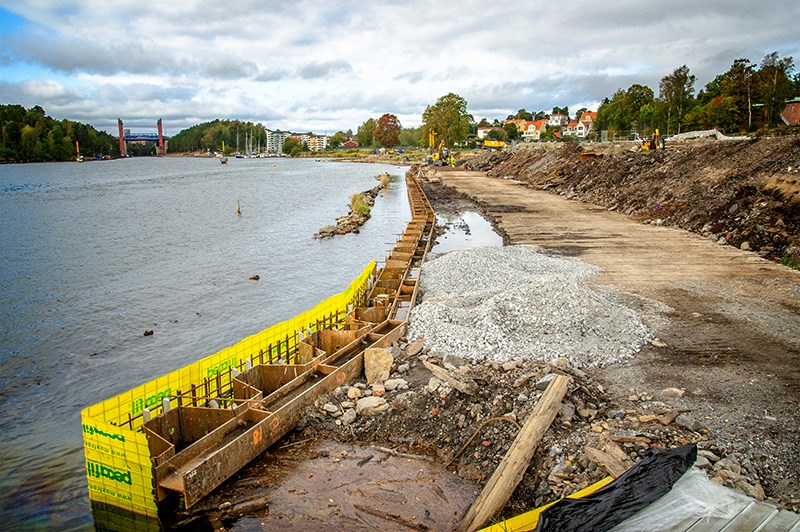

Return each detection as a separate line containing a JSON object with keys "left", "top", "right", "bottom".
{"left": 81, "top": 260, "right": 375, "bottom": 517}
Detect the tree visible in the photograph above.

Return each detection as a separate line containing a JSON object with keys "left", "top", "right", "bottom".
{"left": 398, "top": 127, "right": 422, "bottom": 147}
{"left": 515, "top": 109, "right": 532, "bottom": 121}
{"left": 421, "top": 92, "right": 472, "bottom": 148}
{"left": 757, "top": 52, "right": 795, "bottom": 127}
{"left": 282, "top": 137, "right": 303, "bottom": 156}
{"left": 503, "top": 122, "right": 520, "bottom": 140}
{"left": 374, "top": 113, "right": 402, "bottom": 147}
{"left": 329, "top": 131, "right": 347, "bottom": 149}
{"left": 659, "top": 65, "right": 696, "bottom": 134}
{"left": 487, "top": 128, "right": 508, "bottom": 141}
{"left": 355, "top": 118, "right": 376, "bottom": 147}
{"left": 622, "top": 84, "right": 655, "bottom": 133}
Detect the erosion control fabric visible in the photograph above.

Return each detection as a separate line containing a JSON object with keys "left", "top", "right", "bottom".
{"left": 534, "top": 444, "right": 697, "bottom": 531}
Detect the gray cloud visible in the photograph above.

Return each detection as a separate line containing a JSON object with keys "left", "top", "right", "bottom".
{"left": 297, "top": 60, "right": 353, "bottom": 80}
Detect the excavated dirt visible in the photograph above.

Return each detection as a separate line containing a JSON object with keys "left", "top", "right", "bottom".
{"left": 464, "top": 137, "right": 800, "bottom": 264}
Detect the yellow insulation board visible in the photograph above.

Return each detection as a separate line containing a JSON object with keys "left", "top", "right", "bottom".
{"left": 81, "top": 261, "right": 375, "bottom": 517}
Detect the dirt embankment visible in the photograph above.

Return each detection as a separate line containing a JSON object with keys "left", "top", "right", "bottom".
{"left": 464, "top": 137, "right": 800, "bottom": 265}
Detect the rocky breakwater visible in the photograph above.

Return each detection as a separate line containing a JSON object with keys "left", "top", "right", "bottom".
{"left": 316, "top": 173, "right": 392, "bottom": 238}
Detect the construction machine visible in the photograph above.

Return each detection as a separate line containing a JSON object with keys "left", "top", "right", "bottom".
{"left": 641, "top": 129, "right": 665, "bottom": 150}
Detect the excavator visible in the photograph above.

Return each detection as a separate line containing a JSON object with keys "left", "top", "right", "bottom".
{"left": 425, "top": 130, "right": 454, "bottom": 166}
{"left": 641, "top": 129, "right": 665, "bottom": 151}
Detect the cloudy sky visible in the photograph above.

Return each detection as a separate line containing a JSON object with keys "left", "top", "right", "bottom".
{"left": 1, "top": 1, "right": 797, "bottom": 136}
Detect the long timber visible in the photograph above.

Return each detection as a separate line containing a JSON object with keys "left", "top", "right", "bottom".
{"left": 142, "top": 170, "right": 436, "bottom": 509}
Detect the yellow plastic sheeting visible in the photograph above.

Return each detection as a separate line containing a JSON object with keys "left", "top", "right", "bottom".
{"left": 479, "top": 476, "right": 614, "bottom": 532}
{"left": 81, "top": 261, "right": 375, "bottom": 517}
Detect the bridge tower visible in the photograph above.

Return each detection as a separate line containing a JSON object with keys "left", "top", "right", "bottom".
{"left": 118, "top": 118, "right": 127, "bottom": 157}
{"left": 157, "top": 118, "right": 165, "bottom": 156}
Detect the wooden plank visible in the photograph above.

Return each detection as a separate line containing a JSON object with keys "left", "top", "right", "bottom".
{"left": 457, "top": 374, "right": 570, "bottom": 532}
{"left": 423, "top": 360, "right": 477, "bottom": 395}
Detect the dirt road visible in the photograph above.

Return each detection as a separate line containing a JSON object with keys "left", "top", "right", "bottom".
{"left": 431, "top": 168, "right": 800, "bottom": 507}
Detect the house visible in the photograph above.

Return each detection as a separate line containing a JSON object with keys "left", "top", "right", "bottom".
{"left": 549, "top": 113, "right": 569, "bottom": 127}
{"left": 504, "top": 118, "right": 529, "bottom": 132}
{"left": 577, "top": 112, "right": 597, "bottom": 138}
{"left": 522, "top": 119, "right": 548, "bottom": 141}
{"left": 308, "top": 135, "right": 329, "bottom": 152}
{"left": 477, "top": 127, "right": 504, "bottom": 139}
{"left": 565, "top": 120, "right": 579, "bottom": 137}
{"left": 342, "top": 139, "right": 359, "bottom": 148}
{"left": 781, "top": 97, "right": 800, "bottom": 126}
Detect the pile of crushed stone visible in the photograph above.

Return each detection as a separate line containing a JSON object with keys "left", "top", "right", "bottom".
{"left": 408, "top": 245, "right": 651, "bottom": 367}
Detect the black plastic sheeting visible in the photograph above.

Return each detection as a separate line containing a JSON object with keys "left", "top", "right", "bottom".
{"left": 535, "top": 443, "right": 697, "bottom": 532}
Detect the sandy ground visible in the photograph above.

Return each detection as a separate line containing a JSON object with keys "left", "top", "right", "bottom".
{"left": 426, "top": 167, "right": 800, "bottom": 508}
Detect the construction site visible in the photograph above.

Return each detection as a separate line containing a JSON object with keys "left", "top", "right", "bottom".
{"left": 85, "top": 135, "right": 799, "bottom": 531}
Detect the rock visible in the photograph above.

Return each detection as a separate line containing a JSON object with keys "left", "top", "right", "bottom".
{"left": 397, "top": 363, "right": 410, "bottom": 374}
{"left": 502, "top": 360, "right": 519, "bottom": 371}
{"left": 364, "top": 347, "right": 393, "bottom": 385}
{"left": 406, "top": 337, "right": 424, "bottom": 357}
{"left": 715, "top": 456, "right": 742, "bottom": 476}
{"left": 143, "top": 329, "right": 154, "bottom": 337}
{"left": 322, "top": 403, "right": 339, "bottom": 414}
{"left": 535, "top": 374, "right": 556, "bottom": 390}
{"left": 740, "top": 241, "right": 751, "bottom": 251}
{"left": 384, "top": 378, "right": 408, "bottom": 391}
{"left": 425, "top": 377, "right": 441, "bottom": 393}
{"left": 698, "top": 449, "right": 721, "bottom": 462}
{"left": 371, "top": 384, "right": 385, "bottom": 397}
{"left": 675, "top": 414, "right": 706, "bottom": 433}
{"left": 355, "top": 396, "right": 389, "bottom": 416}
{"left": 661, "top": 387, "right": 684, "bottom": 398}
{"left": 347, "top": 387, "right": 363, "bottom": 400}
{"left": 248, "top": 274, "right": 260, "bottom": 281}
{"left": 513, "top": 374, "right": 534, "bottom": 387}
{"left": 694, "top": 455, "right": 712, "bottom": 469}
{"left": 638, "top": 415, "right": 658, "bottom": 423}
{"left": 735, "top": 480, "right": 765, "bottom": 501}
{"left": 650, "top": 339, "right": 668, "bottom": 348}
{"left": 339, "top": 401, "right": 354, "bottom": 409}
{"left": 559, "top": 403, "right": 575, "bottom": 421}
{"left": 340, "top": 409, "right": 357, "bottom": 425}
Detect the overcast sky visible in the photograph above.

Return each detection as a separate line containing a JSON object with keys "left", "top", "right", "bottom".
{"left": 1, "top": 1, "right": 797, "bottom": 136}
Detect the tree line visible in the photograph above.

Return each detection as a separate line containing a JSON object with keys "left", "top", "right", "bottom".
{"left": 0, "top": 104, "right": 120, "bottom": 162}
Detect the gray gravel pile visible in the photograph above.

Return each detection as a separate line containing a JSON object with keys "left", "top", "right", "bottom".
{"left": 408, "top": 245, "right": 651, "bottom": 367}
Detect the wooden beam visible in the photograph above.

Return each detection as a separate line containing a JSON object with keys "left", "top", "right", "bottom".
{"left": 457, "top": 374, "right": 570, "bottom": 532}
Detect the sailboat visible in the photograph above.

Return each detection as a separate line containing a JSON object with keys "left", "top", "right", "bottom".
{"left": 220, "top": 140, "right": 228, "bottom": 164}
{"left": 76, "top": 140, "right": 84, "bottom": 162}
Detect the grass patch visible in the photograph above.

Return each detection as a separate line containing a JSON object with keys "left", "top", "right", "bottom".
{"left": 779, "top": 255, "right": 799, "bottom": 270}
{"left": 350, "top": 193, "right": 370, "bottom": 216}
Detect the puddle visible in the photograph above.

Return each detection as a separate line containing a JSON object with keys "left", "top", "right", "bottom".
{"left": 177, "top": 439, "right": 478, "bottom": 530}
{"left": 429, "top": 211, "right": 503, "bottom": 258}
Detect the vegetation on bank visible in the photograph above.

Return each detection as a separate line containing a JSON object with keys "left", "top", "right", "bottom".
{"left": 0, "top": 104, "right": 120, "bottom": 162}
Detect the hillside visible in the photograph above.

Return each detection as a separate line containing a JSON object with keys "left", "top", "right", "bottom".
{"left": 463, "top": 136, "right": 800, "bottom": 266}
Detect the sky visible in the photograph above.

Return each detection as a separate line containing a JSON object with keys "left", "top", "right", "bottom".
{"left": 1, "top": 1, "right": 798, "bottom": 137}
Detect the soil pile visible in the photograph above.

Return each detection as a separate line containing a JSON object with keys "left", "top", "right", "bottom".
{"left": 468, "top": 137, "right": 800, "bottom": 264}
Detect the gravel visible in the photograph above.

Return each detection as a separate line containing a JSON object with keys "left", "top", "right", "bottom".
{"left": 408, "top": 245, "right": 652, "bottom": 367}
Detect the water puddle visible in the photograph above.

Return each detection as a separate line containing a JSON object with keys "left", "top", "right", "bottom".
{"left": 429, "top": 211, "right": 503, "bottom": 258}
{"left": 171, "top": 439, "right": 478, "bottom": 530}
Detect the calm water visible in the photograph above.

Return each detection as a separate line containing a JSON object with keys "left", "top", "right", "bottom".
{"left": 0, "top": 156, "right": 411, "bottom": 529}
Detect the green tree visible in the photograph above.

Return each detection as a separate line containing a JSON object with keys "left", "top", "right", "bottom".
{"left": 328, "top": 131, "right": 347, "bottom": 149}
{"left": 622, "top": 84, "right": 655, "bottom": 133}
{"left": 421, "top": 92, "right": 472, "bottom": 148}
{"left": 487, "top": 128, "right": 509, "bottom": 141}
{"left": 757, "top": 52, "right": 795, "bottom": 127}
{"left": 515, "top": 109, "right": 532, "bottom": 121}
{"left": 398, "top": 127, "right": 422, "bottom": 147}
{"left": 282, "top": 137, "right": 303, "bottom": 156}
{"left": 503, "top": 122, "right": 519, "bottom": 140}
{"left": 356, "top": 118, "right": 376, "bottom": 147}
{"left": 659, "top": 65, "right": 696, "bottom": 134}
{"left": 374, "top": 113, "right": 402, "bottom": 147}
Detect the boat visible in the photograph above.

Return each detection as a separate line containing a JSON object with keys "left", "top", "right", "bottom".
{"left": 76, "top": 140, "right": 84, "bottom": 162}
{"left": 220, "top": 141, "right": 228, "bottom": 164}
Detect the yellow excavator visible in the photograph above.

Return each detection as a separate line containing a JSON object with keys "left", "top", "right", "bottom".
{"left": 641, "top": 129, "right": 665, "bottom": 151}
{"left": 425, "top": 130, "right": 454, "bottom": 166}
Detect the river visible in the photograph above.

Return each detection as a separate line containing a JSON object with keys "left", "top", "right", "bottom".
{"left": 0, "top": 156, "right": 411, "bottom": 529}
